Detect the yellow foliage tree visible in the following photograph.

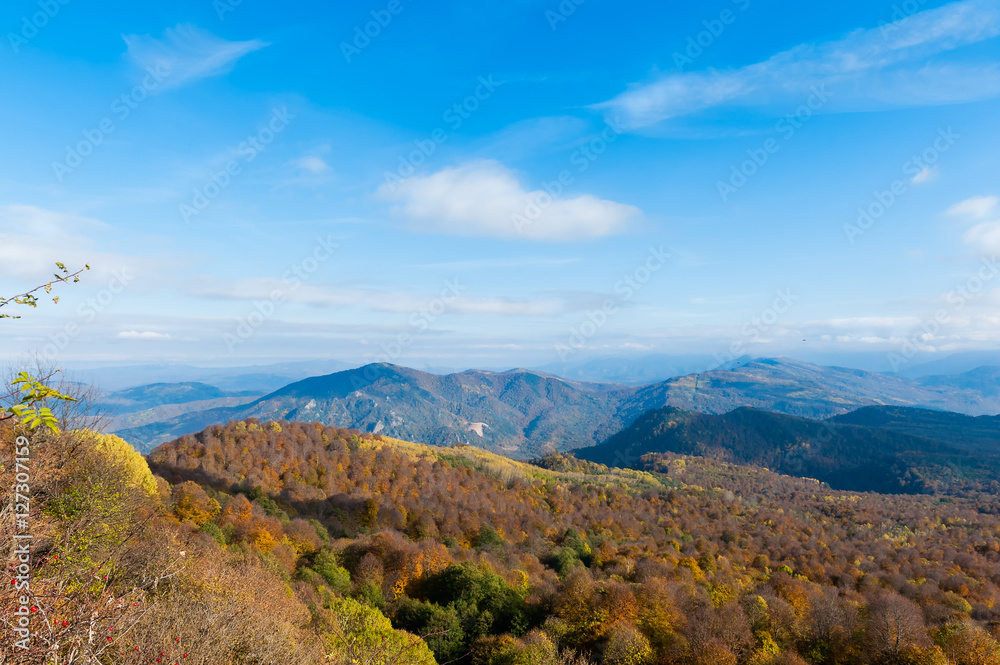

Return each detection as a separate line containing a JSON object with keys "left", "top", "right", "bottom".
{"left": 73, "top": 429, "right": 158, "bottom": 496}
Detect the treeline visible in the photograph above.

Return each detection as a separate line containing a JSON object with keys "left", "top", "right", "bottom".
{"left": 135, "top": 419, "right": 1000, "bottom": 665}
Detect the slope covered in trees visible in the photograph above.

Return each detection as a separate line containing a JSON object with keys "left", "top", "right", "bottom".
{"left": 140, "top": 418, "right": 1000, "bottom": 665}
{"left": 830, "top": 406, "right": 1000, "bottom": 455}
{"left": 575, "top": 406, "right": 1000, "bottom": 495}
{"left": 0, "top": 423, "right": 439, "bottom": 665}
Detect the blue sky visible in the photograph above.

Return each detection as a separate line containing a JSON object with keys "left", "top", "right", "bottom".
{"left": 1, "top": 0, "right": 999, "bottom": 373}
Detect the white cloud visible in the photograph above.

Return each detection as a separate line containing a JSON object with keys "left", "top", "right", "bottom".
{"left": 291, "top": 156, "right": 331, "bottom": 173}
{"left": 599, "top": 0, "right": 1000, "bottom": 128}
{"left": 124, "top": 24, "right": 267, "bottom": 90}
{"left": 963, "top": 221, "right": 1000, "bottom": 252}
{"left": 947, "top": 195, "right": 1000, "bottom": 252}
{"left": 910, "top": 166, "right": 938, "bottom": 184}
{"left": 378, "top": 160, "right": 640, "bottom": 241}
{"left": 947, "top": 195, "right": 999, "bottom": 219}
{"left": 117, "top": 331, "right": 171, "bottom": 340}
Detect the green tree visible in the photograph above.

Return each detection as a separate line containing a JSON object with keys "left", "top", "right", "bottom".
{"left": 424, "top": 563, "right": 528, "bottom": 645}
{"left": 392, "top": 596, "right": 466, "bottom": 662}
{"left": 326, "top": 597, "right": 438, "bottom": 665}
{"left": 313, "top": 549, "right": 352, "bottom": 594}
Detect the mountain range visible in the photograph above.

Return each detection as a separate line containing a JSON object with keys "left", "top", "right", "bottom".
{"left": 110, "top": 357, "right": 1000, "bottom": 455}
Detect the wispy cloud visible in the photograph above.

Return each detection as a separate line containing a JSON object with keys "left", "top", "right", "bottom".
{"left": 0, "top": 205, "right": 133, "bottom": 281}
{"left": 189, "top": 277, "right": 576, "bottom": 316}
{"left": 124, "top": 24, "right": 268, "bottom": 90}
{"left": 947, "top": 195, "right": 999, "bottom": 219}
{"left": 945, "top": 195, "right": 1000, "bottom": 253}
{"left": 411, "top": 257, "right": 582, "bottom": 270}
{"left": 474, "top": 116, "right": 592, "bottom": 161}
{"left": 599, "top": 0, "right": 1000, "bottom": 128}
{"left": 910, "top": 166, "right": 938, "bottom": 184}
{"left": 291, "top": 156, "right": 331, "bottom": 174}
{"left": 118, "top": 330, "right": 172, "bottom": 340}
{"left": 378, "top": 160, "right": 640, "bottom": 242}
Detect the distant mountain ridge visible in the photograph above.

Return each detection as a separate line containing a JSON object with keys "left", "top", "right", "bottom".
{"left": 575, "top": 405, "right": 1000, "bottom": 495}
{"left": 69, "top": 359, "right": 354, "bottom": 392}
{"left": 113, "top": 357, "right": 1000, "bottom": 454}
{"left": 830, "top": 405, "right": 1000, "bottom": 454}
{"left": 98, "top": 382, "right": 260, "bottom": 414}
{"left": 119, "top": 363, "right": 649, "bottom": 455}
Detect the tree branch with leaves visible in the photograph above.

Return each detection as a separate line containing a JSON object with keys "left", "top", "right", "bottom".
{"left": 1, "top": 262, "right": 88, "bottom": 431}
{"left": 0, "top": 262, "right": 89, "bottom": 319}
{"left": 0, "top": 371, "right": 77, "bottom": 432}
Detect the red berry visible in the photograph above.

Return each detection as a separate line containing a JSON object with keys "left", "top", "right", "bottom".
{"left": 30, "top": 606, "right": 38, "bottom": 612}
{"left": 62, "top": 621, "right": 67, "bottom": 626}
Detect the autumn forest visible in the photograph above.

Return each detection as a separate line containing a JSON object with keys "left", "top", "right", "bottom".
{"left": 5, "top": 412, "right": 999, "bottom": 665}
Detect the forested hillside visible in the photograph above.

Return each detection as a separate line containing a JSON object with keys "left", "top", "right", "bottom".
{"left": 138, "top": 418, "right": 1000, "bottom": 665}
{"left": 575, "top": 406, "right": 1000, "bottom": 496}
{"left": 830, "top": 406, "right": 1000, "bottom": 455}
